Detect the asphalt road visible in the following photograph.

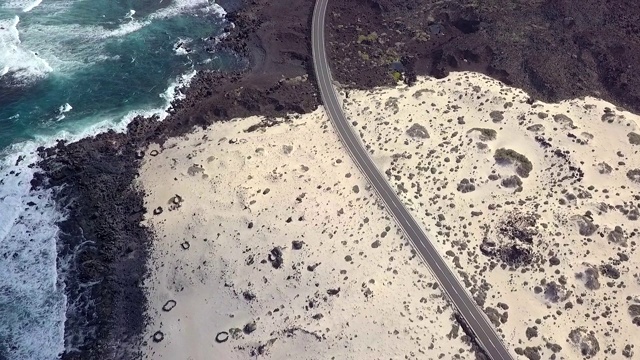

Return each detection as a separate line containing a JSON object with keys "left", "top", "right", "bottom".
{"left": 311, "top": 1, "right": 515, "bottom": 359}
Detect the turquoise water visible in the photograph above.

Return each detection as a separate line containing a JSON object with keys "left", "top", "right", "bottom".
{"left": 0, "top": 0, "right": 234, "bottom": 147}
{"left": 0, "top": 0, "right": 235, "bottom": 358}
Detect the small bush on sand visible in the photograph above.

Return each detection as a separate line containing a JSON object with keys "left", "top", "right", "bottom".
{"left": 494, "top": 148, "right": 533, "bottom": 178}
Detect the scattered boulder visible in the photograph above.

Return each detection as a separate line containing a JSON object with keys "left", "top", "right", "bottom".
{"left": 187, "top": 164, "right": 204, "bottom": 176}
{"left": 292, "top": 240, "right": 304, "bottom": 250}
{"left": 327, "top": 288, "right": 341, "bottom": 296}
{"left": 229, "top": 328, "right": 242, "bottom": 340}
{"left": 498, "top": 211, "right": 538, "bottom": 244}
{"left": 243, "top": 321, "right": 257, "bottom": 334}
{"left": 243, "top": 291, "right": 256, "bottom": 301}
{"left": 268, "top": 247, "right": 283, "bottom": 269}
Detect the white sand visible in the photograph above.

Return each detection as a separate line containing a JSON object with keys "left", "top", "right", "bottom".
{"left": 339, "top": 72, "right": 640, "bottom": 359}
{"left": 140, "top": 72, "right": 640, "bottom": 360}
{"left": 139, "top": 110, "right": 473, "bottom": 359}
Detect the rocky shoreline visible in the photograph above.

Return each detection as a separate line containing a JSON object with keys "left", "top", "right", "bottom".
{"left": 31, "top": 0, "right": 318, "bottom": 358}
{"left": 29, "top": 0, "right": 640, "bottom": 358}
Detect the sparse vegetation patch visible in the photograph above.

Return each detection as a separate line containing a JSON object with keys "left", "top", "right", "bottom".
{"left": 494, "top": 148, "right": 533, "bottom": 178}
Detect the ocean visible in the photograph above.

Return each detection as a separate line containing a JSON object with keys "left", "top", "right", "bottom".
{"left": 0, "top": 0, "right": 234, "bottom": 358}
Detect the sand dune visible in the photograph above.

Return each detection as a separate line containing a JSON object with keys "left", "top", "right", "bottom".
{"left": 340, "top": 72, "right": 640, "bottom": 359}
{"left": 139, "top": 110, "right": 473, "bottom": 359}
{"left": 140, "top": 72, "right": 639, "bottom": 359}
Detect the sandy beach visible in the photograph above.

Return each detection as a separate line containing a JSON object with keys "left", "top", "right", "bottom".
{"left": 140, "top": 72, "right": 639, "bottom": 359}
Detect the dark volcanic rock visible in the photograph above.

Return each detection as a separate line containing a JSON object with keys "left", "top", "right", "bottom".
{"left": 243, "top": 321, "right": 257, "bottom": 334}
{"left": 32, "top": 0, "right": 320, "bottom": 359}
{"left": 268, "top": 247, "right": 284, "bottom": 269}
{"left": 326, "top": 0, "right": 640, "bottom": 114}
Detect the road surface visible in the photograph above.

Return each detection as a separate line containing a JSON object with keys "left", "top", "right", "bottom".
{"left": 311, "top": 1, "right": 515, "bottom": 359}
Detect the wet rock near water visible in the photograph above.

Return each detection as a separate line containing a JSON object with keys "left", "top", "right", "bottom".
{"left": 31, "top": 0, "right": 322, "bottom": 358}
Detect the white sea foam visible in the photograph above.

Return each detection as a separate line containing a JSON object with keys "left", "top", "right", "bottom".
{"left": 0, "top": 141, "right": 66, "bottom": 360}
{"left": 60, "top": 103, "right": 72, "bottom": 113}
{"left": 173, "top": 37, "right": 193, "bottom": 56}
{"left": 102, "top": 19, "right": 151, "bottom": 38}
{"left": 0, "top": 0, "right": 226, "bottom": 86}
{"left": 103, "top": 0, "right": 227, "bottom": 38}
{"left": 1, "top": 0, "right": 42, "bottom": 11}
{"left": 22, "top": 0, "right": 43, "bottom": 12}
{"left": 0, "top": 16, "right": 53, "bottom": 84}
{"left": 55, "top": 103, "right": 72, "bottom": 121}
{"left": 125, "top": 9, "right": 136, "bottom": 20}
{"left": 153, "top": 0, "right": 227, "bottom": 19}
{"left": 0, "top": 70, "right": 196, "bottom": 358}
